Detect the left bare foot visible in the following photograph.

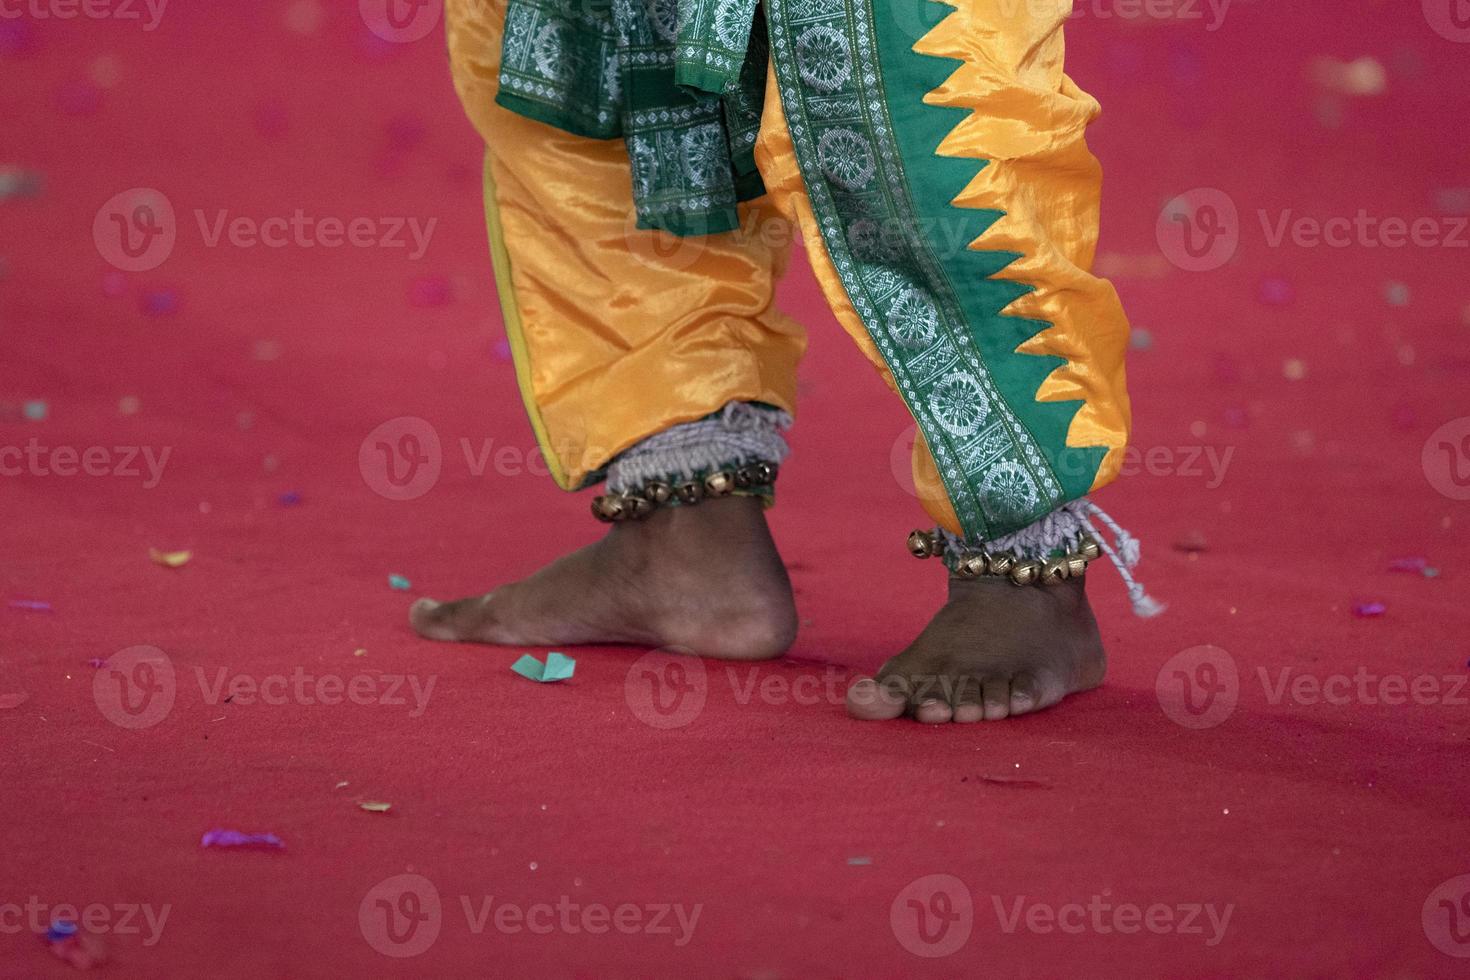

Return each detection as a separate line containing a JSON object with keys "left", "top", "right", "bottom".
{"left": 845, "top": 574, "right": 1106, "bottom": 723}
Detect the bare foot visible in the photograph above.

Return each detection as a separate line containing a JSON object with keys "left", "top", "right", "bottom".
{"left": 409, "top": 496, "right": 797, "bottom": 660}
{"left": 845, "top": 575, "right": 1105, "bottom": 723}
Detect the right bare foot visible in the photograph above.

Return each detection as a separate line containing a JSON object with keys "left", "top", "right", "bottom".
{"left": 408, "top": 496, "right": 797, "bottom": 660}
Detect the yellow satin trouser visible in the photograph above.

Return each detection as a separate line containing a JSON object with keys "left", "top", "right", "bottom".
{"left": 445, "top": 0, "right": 1128, "bottom": 537}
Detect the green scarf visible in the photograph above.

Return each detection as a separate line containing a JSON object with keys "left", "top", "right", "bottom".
{"left": 495, "top": 0, "right": 769, "bottom": 236}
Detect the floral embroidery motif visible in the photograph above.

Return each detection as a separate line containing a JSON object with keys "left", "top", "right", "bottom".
{"left": 816, "top": 127, "right": 875, "bottom": 190}
{"left": 796, "top": 25, "right": 852, "bottom": 92}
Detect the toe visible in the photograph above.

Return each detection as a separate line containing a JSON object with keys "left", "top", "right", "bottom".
{"left": 950, "top": 675, "right": 985, "bottom": 724}
{"left": 952, "top": 702, "right": 985, "bottom": 723}
{"left": 982, "top": 677, "right": 1012, "bottom": 721}
{"left": 1009, "top": 672, "right": 1040, "bottom": 715}
{"left": 409, "top": 594, "right": 490, "bottom": 642}
{"left": 846, "top": 676, "right": 907, "bottom": 721}
{"left": 408, "top": 598, "right": 453, "bottom": 641}
{"left": 914, "top": 699, "right": 953, "bottom": 724}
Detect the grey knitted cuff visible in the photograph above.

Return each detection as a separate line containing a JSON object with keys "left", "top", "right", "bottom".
{"left": 605, "top": 402, "right": 792, "bottom": 494}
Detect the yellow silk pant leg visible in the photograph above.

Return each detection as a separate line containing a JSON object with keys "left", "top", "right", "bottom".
{"left": 755, "top": 0, "right": 1130, "bottom": 537}
{"left": 447, "top": 0, "right": 806, "bottom": 489}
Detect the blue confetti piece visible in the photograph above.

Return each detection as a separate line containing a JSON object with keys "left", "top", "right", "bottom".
{"left": 511, "top": 651, "right": 576, "bottom": 683}
{"left": 388, "top": 574, "right": 411, "bottom": 591}
{"left": 22, "top": 399, "right": 47, "bottom": 421}
{"left": 1383, "top": 281, "right": 1410, "bottom": 307}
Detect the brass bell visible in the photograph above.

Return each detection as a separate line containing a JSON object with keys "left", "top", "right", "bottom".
{"left": 674, "top": 481, "right": 704, "bottom": 504}
{"left": 744, "top": 462, "right": 775, "bottom": 485}
{"left": 1078, "top": 536, "right": 1101, "bottom": 560}
{"left": 643, "top": 481, "right": 673, "bottom": 505}
{"left": 1010, "top": 559, "right": 1041, "bottom": 586}
{"left": 704, "top": 471, "right": 736, "bottom": 497}
{"left": 625, "top": 496, "right": 653, "bottom": 520}
{"left": 907, "top": 530, "right": 937, "bottom": 559}
{"left": 1040, "top": 557, "right": 1069, "bottom": 585}
{"left": 987, "top": 552, "right": 1015, "bottom": 575}
{"left": 957, "top": 554, "right": 988, "bottom": 578}
{"left": 1065, "top": 555, "right": 1088, "bottom": 578}
{"left": 592, "top": 495, "right": 626, "bottom": 522}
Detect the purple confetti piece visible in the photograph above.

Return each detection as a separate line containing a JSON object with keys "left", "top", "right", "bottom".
{"left": 491, "top": 338, "right": 513, "bottom": 362}
{"left": 1387, "top": 557, "right": 1428, "bottom": 573}
{"left": 141, "top": 289, "right": 178, "bottom": 316}
{"left": 1257, "top": 277, "right": 1295, "bottom": 306}
{"left": 277, "top": 490, "right": 302, "bottom": 506}
{"left": 200, "top": 828, "right": 285, "bottom": 850}
{"left": 385, "top": 115, "right": 427, "bottom": 152}
{"left": 408, "top": 276, "right": 451, "bottom": 308}
{"left": 0, "top": 20, "right": 39, "bottom": 56}
{"left": 87, "top": 658, "right": 108, "bottom": 669}
{"left": 1352, "top": 601, "right": 1386, "bottom": 618}
{"left": 8, "top": 598, "right": 52, "bottom": 612}
{"left": 55, "top": 80, "right": 101, "bottom": 116}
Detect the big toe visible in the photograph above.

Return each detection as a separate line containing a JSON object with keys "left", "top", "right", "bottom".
{"left": 845, "top": 677, "right": 907, "bottom": 721}
{"left": 409, "top": 595, "right": 489, "bottom": 642}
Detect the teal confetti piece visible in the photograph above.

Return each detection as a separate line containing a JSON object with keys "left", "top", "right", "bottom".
{"left": 23, "top": 400, "right": 47, "bottom": 421}
{"left": 387, "top": 574, "right": 411, "bottom": 591}
{"left": 511, "top": 652, "right": 576, "bottom": 683}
